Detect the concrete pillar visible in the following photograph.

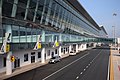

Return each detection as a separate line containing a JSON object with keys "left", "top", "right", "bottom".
{"left": 76, "top": 44, "right": 78, "bottom": 53}
{"left": 52, "top": 34, "right": 54, "bottom": 42}
{"left": 24, "top": 0, "right": 30, "bottom": 20}
{"left": 59, "top": 34, "right": 62, "bottom": 42}
{"left": 6, "top": 52, "right": 12, "bottom": 75}
{"left": 59, "top": 46, "right": 61, "bottom": 57}
{"left": 41, "top": 48, "right": 45, "bottom": 63}
{"left": 79, "top": 44, "right": 83, "bottom": 51}
{"left": 93, "top": 43, "right": 97, "bottom": 48}
{"left": 33, "top": 0, "right": 39, "bottom": 22}
{"left": 41, "top": 30, "right": 45, "bottom": 42}
{"left": 6, "top": 25, "right": 12, "bottom": 42}
{"left": 69, "top": 45, "right": 72, "bottom": 53}
{"left": 11, "top": 0, "right": 18, "bottom": 17}
{"left": 84, "top": 44, "right": 87, "bottom": 50}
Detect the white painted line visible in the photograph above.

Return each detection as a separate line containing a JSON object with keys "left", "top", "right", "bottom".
{"left": 107, "top": 56, "right": 110, "bottom": 80}
{"left": 80, "top": 72, "right": 83, "bottom": 75}
{"left": 76, "top": 76, "right": 79, "bottom": 79}
{"left": 90, "top": 50, "right": 102, "bottom": 64}
{"left": 86, "top": 66, "right": 88, "bottom": 68}
{"left": 84, "top": 69, "right": 86, "bottom": 71}
{"left": 88, "top": 64, "right": 90, "bottom": 66}
{"left": 42, "top": 52, "right": 90, "bottom": 80}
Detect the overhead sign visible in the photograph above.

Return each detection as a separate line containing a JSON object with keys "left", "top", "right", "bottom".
{"left": 11, "top": 56, "right": 15, "bottom": 62}
{"left": 0, "top": 33, "right": 11, "bottom": 54}
{"left": 55, "top": 42, "right": 59, "bottom": 47}
{"left": 6, "top": 44, "right": 10, "bottom": 53}
{"left": 37, "top": 42, "right": 42, "bottom": 49}
{"left": 33, "top": 35, "right": 42, "bottom": 50}
{"left": 53, "top": 36, "right": 59, "bottom": 48}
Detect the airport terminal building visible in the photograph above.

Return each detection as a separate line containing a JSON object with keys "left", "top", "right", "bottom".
{"left": 0, "top": 0, "right": 109, "bottom": 73}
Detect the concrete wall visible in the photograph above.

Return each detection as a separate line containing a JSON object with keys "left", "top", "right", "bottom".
{"left": 0, "top": 42, "right": 95, "bottom": 73}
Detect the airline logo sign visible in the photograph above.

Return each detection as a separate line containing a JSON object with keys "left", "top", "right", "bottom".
{"left": 0, "top": 33, "right": 11, "bottom": 54}
{"left": 6, "top": 44, "right": 10, "bottom": 53}
{"left": 33, "top": 35, "right": 42, "bottom": 50}
{"left": 37, "top": 42, "right": 42, "bottom": 49}
{"left": 55, "top": 41, "right": 59, "bottom": 47}
{"left": 11, "top": 56, "right": 15, "bottom": 62}
{"left": 53, "top": 36, "right": 60, "bottom": 48}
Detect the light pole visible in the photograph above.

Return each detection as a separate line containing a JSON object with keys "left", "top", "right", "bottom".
{"left": 112, "top": 26, "right": 115, "bottom": 47}
{"left": 113, "top": 13, "right": 117, "bottom": 49}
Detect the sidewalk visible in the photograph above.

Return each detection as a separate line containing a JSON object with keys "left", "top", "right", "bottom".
{"left": 111, "top": 48, "right": 120, "bottom": 80}
{"left": 0, "top": 54, "right": 69, "bottom": 80}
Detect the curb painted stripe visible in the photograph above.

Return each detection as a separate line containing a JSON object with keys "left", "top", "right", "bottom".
{"left": 110, "top": 47, "right": 114, "bottom": 80}
{"left": 107, "top": 56, "right": 110, "bottom": 80}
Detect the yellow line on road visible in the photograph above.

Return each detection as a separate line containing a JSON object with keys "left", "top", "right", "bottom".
{"left": 110, "top": 47, "right": 114, "bottom": 80}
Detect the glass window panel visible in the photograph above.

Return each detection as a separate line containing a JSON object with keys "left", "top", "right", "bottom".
{"left": 35, "top": 10, "right": 42, "bottom": 23}
{"left": 2, "top": 1, "right": 13, "bottom": 17}
{"left": 32, "top": 28, "right": 37, "bottom": 42}
{"left": 4, "top": 0, "right": 14, "bottom": 3}
{"left": 26, "top": 28, "right": 31, "bottom": 42}
{"left": 45, "top": 0, "right": 50, "bottom": 7}
{"left": 20, "top": 27, "right": 26, "bottom": 43}
{"left": 39, "top": 0, "right": 44, "bottom": 6}
{"left": 42, "top": 15, "right": 46, "bottom": 25}
{"left": 24, "top": 54, "right": 28, "bottom": 62}
{"left": 16, "top": 6, "right": 26, "bottom": 20}
{"left": 38, "top": 52, "right": 41, "bottom": 58}
{"left": 18, "top": 0, "right": 27, "bottom": 8}
{"left": 27, "top": 9, "right": 34, "bottom": 21}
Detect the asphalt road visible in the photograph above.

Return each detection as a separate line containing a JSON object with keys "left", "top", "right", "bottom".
{"left": 6, "top": 46, "right": 110, "bottom": 80}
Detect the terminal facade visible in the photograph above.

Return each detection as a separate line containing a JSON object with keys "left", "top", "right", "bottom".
{"left": 0, "top": 0, "right": 110, "bottom": 73}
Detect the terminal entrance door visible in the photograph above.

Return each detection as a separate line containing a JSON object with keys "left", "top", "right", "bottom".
{"left": 14, "top": 58, "right": 20, "bottom": 68}
{"left": 31, "top": 52, "right": 35, "bottom": 63}
{"left": 31, "top": 56, "right": 35, "bottom": 63}
{"left": 51, "top": 52, "right": 54, "bottom": 58}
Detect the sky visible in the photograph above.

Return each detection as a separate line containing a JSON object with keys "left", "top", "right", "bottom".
{"left": 78, "top": 0, "right": 120, "bottom": 38}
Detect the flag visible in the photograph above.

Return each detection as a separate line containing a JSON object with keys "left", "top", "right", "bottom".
{"left": 53, "top": 37, "right": 59, "bottom": 47}
{"left": 33, "top": 35, "right": 42, "bottom": 50}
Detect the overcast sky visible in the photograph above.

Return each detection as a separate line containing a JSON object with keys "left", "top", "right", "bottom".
{"left": 78, "top": 0, "right": 120, "bottom": 38}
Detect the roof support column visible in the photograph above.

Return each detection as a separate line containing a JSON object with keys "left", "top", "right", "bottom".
{"left": 59, "top": 46, "right": 61, "bottom": 57}
{"left": 69, "top": 45, "right": 72, "bottom": 53}
{"left": 76, "top": 44, "right": 78, "bottom": 53}
{"left": 41, "top": 47, "right": 45, "bottom": 63}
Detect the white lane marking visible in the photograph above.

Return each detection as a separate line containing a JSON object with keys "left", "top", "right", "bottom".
{"left": 107, "top": 56, "right": 110, "bottom": 80}
{"left": 78, "top": 50, "right": 102, "bottom": 78}
{"left": 86, "top": 66, "right": 88, "bottom": 68}
{"left": 76, "top": 76, "right": 79, "bottom": 79}
{"left": 42, "top": 52, "right": 90, "bottom": 80}
{"left": 82, "top": 50, "right": 102, "bottom": 75}
{"left": 84, "top": 69, "right": 86, "bottom": 71}
{"left": 80, "top": 72, "right": 83, "bottom": 75}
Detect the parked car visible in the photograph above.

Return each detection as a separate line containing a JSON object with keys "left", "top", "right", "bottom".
{"left": 49, "top": 56, "right": 61, "bottom": 63}
{"left": 69, "top": 51, "right": 76, "bottom": 56}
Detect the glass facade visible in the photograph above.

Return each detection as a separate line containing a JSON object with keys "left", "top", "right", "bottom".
{"left": 2, "top": 0, "right": 99, "bottom": 35}
{"left": 0, "top": 0, "right": 112, "bottom": 51}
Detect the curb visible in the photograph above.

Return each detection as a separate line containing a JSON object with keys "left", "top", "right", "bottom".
{"left": 110, "top": 48, "right": 114, "bottom": 80}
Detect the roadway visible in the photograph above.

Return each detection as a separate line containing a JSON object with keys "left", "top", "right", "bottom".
{"left": 6, "top": 46, "right": 110, "bottom": 80}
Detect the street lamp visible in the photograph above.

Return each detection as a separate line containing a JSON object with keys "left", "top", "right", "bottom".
{"left": 113, "top": 13, "right": 117, "bottom": 49}
{"left": 112, "top": 26, "right": 115, "bottom": 47}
